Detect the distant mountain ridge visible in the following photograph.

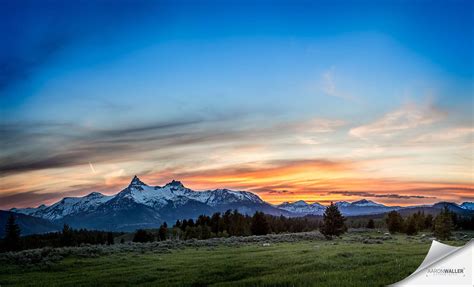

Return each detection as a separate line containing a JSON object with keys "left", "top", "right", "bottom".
{"left": 9, "top": 176, "right": 283, "bottom": 231}
{"left": 5, "top": 176, "right": 474, "bottom": 233}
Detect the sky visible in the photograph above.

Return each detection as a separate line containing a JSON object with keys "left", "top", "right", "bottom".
{"left": 0, "top": 0, "right": 473, "bottom": 209}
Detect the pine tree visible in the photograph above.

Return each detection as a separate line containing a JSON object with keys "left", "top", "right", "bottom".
{"left": 386, "top": 211, "right": 404, "bottom": 233}
{"left": 199, "top": 225, "right": 211, "bottom": 239}
{"left": 210, "top": 212, "right": 221, "bottom": 234}
{"left": 133, "top": 229, "right": 154, "bottom": 242}
{"left": 405, "top": 216, "right": 418, "bottom": 235}
{"left": 174, "top": 220, "right": 181, "bottom": 229}
{"left": 60, "top": 224, "right": 74, "bottom": 246}
{"left": 4, "top": 214, "right": 21, "bottom": 251}
{"left": 433, "top": 206, "right": 453, "bottom": 240}
{"left": 250, "top": 211, "right": 270, "bottom": 235}
{"left": 320, "top": 203, "right": 346, "bottom": 239}
{"left": 107, "top": 232, "right": 114, "bottom": 245}
{"left": 158, "top": 222, "right": 168, "bottom": 241}
{"left": 181, "top": 219, "right": 188, "bottom": 230}
{"left": 366, "top": 219, "right": 375, "bottom": 229}
{"left": 424, "top": 214, "right": 433, "bottom": 229}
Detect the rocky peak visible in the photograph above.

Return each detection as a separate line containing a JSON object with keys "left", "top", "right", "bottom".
{"left": 129, "top": 175, "right": 147, "bottom": 187}
{"left": 165, "top": 180, "right": 185, "bottom": 188}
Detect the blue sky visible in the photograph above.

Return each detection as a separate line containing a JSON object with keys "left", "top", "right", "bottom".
{"left": 0, "top": 0, "right": 472, "bottom": 208}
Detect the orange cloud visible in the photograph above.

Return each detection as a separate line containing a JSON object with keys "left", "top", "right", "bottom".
{"left": 141, "top": 159, "right": 473, "bottom": 206}
{"left": 1, "top": 158, "right": 472, "bottom": 209}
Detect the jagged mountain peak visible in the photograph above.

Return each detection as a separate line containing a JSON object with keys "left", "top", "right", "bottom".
{"left": 130, "top": 175, "right": 147, "bottom": 187}
{"left": 335, "top": 201, "right": 351, "bottom": 207}
{"left": 352, "top": 199, "right": 371, "bottom": 204}
{"left": 351, "top": 199, "right": 383, "bottom": 207}
{"left": 164, "top": 180, "right": 185, "bottom": 188}
{"left": 309, "top": 202, "right": 325, "bottom": 207}
{"left": 277, "top": 200, "right": 325, "bottom": 215}
{"left": 293, "top": 200, "right": 309, "bottom": 206}
{"left": 85, "top": 192, "right": 105, "bottom": 198}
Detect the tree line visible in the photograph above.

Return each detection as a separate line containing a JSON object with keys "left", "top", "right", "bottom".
{"left": 133, "top": 210, "right": 322, "bottom": 242}
{"left": 0, "top": 216, "right": 121, "bottom": 252}
{"left": 385, "top": 207, "right": 474, "bottom": 240}
{"left": 133, "top": 203, "right": 346, "bottom": 242}
{"left": 2, "top": 204, "right": 473, "bottom": 251}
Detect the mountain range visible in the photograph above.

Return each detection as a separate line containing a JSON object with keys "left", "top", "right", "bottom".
{"left": 3, "top": 176, "right": 473, "bottom": 235}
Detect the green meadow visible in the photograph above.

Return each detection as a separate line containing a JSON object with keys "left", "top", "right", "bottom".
{"left": 0, "top": 231, "right": 470, "bottom": 287}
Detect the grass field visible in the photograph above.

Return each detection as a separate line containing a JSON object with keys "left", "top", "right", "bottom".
{"left": 0, "top": 231, "right": 471, "bottom": 287}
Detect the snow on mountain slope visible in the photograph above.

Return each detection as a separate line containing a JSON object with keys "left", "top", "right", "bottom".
{"left": 13, "top": 192, "right": 113, "bottom": 220}
{"left": 12, "top": 176, "right": 268, "bottom": 221}
{"left": 335, "top": 201, "right": 351, "bottom": 207}
{"left": 350, "top": 199, "right": 385, "bottom": 207}
{"left": 460, "top": 202, "right": 474, "bottom": 210}
{"left": 115, "top": 177, "right": 264, "bottom": 209}
{"left": 277, "top": 200, "right": 326, "bottom": 214}
{"left": 12, "top": 176, "right": 442, "bottom": 224}
{"left": 11, "top": 204, "right": 47, "bottom": 216}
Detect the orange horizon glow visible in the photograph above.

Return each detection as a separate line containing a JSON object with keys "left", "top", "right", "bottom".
{"left": 1, "top": 156, "right": 473, "bottom": 210}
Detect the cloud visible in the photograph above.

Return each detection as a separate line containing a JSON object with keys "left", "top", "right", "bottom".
{"left": 328, "top": 191, "right": 436, "bottom": 200}
{"left": 350, "top": 102, "right": 446, "bottom": 140}
{"left": 0, "top": 118, "right": 208, "bottom": 175}
{"left": 411, "top": 127, "right": 474, "bottom": 144}
{"left": 281, "top": 118, "right": 345, "bottom": 133}
{"left": 0, "top": 189, "right": 78, "bottom": 210}
{"left": 0, "top": 114, "right": 346, "bottom": 176}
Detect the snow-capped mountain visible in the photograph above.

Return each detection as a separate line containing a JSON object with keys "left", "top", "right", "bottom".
{"left": 335, "top": 201, "right": 351, "bottom": 208}
{"left": 10, "top": 204, "right": 47, "bottom": 216}
{"left": 112, "top": 177, "right": 264, "bottom": 210}
{"left": 349, "top": 199, "right": 385, "bottom": 207}
{"left": 334, "top": 199, "right": 400, "bottom": 216}
{"left": 460, "top": 202, "right": 474, "bottom": 210}
{"left": 277, "top": 200, "right": 325, "bottom": 215}
{"left": 277, "top": 199, "right": 396, "bottom": 216}
{"left": 13, "top": 192, "right": 113, "bottom": 220}
{"left": 7, "top": 176, "right": 473, "bottom": 232}
{"left": 10, "top": 176, "right": 281, "bottom": 230}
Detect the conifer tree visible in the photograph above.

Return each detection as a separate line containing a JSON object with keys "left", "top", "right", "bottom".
{"left": 133, "top": 229, "right": 154, "bottom": 243}
{"left": 424, "top": 214, "right": 434, "bottom": 229}
{"left": 210, "top": 212, "right": 221, "bottom": 234}
{"left": 320, "top": 203, "right": 346, "bottom": 239}
{"left": 405, "top": 216, "right": 418, "bottom": 235}
{"left": 4, "top": 214, "right": 21, "bottom": 251}
{"left": 250, "top": 211, "right": 270, "bottom": 235}
{"left": 366, "top": 219, "right": 375, "bottom": 229}
{"left": 386, "top": 211, "right": 404, "bottom": 233}
{"left": 158, "top": 222, "right": 168, "bottom": 241}
{"left": 107, "top": 232, "right": 114, "bottom": 245}
{"left": 60, "top": 224, "right": 74, "bottom": 246}
{"left": 433, "top": 206, "right": 453, "bottom": 240}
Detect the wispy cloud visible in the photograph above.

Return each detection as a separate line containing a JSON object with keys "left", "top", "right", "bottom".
{"left": 411, "top": 127, "right": 474, "bottom": 144}
{"left": 0, "top": 114, "right": 346, "bottom": 177}
{"left": 0, "top": 118, "right": 206, "bottom": 175}
{"left": 281, "top": 118, "right": 345, "bottom": 133}
{"left": 328, "top": 191, "right": 436, "bottom": 200}
{"left": 350, "top": 102, "right": 446, "bottom": 140}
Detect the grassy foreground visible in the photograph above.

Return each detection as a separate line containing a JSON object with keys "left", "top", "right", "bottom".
{"left": 0, "top": 231, "right": 471, "bottom": 287}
